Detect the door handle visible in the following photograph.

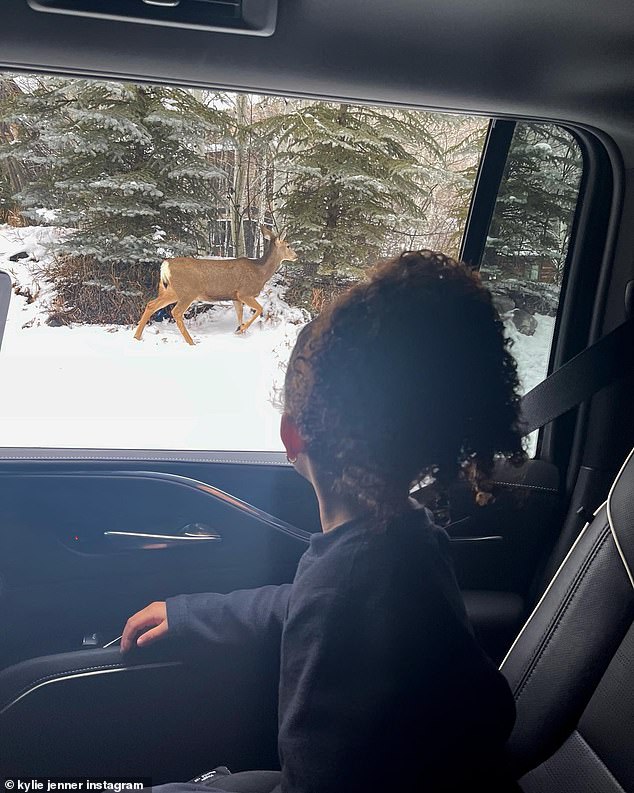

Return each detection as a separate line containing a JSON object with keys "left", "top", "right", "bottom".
{"left": 103, "top": 523, "right": 221, "bottom": 549}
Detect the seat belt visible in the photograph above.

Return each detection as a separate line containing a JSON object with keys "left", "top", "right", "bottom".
{"left": 520, "top": 315, "right": 634, "bottom": 436}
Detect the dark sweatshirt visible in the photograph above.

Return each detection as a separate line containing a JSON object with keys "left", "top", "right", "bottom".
{"left": 167, "top": 508, "right": 515, "bottom": 792}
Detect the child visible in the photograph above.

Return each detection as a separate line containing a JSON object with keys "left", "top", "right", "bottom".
{"left": 122, "top": 250, "right": 524, "bottom": 792}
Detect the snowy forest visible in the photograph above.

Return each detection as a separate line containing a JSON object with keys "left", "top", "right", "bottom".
{"left": 0, "top": 75, "right": 491, "bottom": 323}
{"left": 0, "top": 74, "right": 583, "bottom": 451}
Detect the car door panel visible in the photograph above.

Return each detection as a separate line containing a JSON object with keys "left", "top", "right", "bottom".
{"left": 0, "top": 644, "right": 281, "bottom": 781}
{"left": 0, "top": 456, "right": 563, "bottom": 780}
{"left": 0, "top": 469, "right": 310, "bottom": 668}
{"left": 0, "top": 456, "right": 562, "bottom": 671}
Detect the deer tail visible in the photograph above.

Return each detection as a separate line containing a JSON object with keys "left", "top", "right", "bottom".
{"left": 160, "top": 260, "right": 171, "bottom": 290}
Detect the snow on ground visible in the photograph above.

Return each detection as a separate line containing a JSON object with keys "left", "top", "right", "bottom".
{"left": 504, "top": 313, "right": 556, "bottom": 395}
{"left": 0, "top": 225, "right": 305, "bottom": 450}
{"left": 504, "top": 312, "right": 556, "bottom": 456}
{"left": 0, "top": 224, "right": 555, "bottom": 452}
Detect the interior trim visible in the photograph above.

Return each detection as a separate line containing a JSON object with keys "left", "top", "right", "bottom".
{"left": 606, "top": 445, "right": 634, "bottom": 589}
{"left": 0, "top": 661, "right": 181, "bottom": 716}
{"left": 103, "top": 529, "right": 222, "bottom": 542}
{"left": 27, "top": 0, "right": 279, "bottom": 36}
{"left": 546, "top": 129, "right": 623, "bottom": 483}
{"left": 1, "top": 0, "right": 633, "bottom": 160}
{"left": 0, "top": 469, "right": 313, "bottom": 541}
{"left": 0, "top": 448, "right": 291, "bottom": 466}
{"left": 0, "top": 450, "right": 558, "bottom": 498}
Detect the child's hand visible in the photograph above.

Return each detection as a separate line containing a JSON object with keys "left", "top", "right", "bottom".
{"left": 121, "top": 601, "right": 168, "bottom": 653}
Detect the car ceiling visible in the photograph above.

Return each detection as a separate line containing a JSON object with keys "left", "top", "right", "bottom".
{"left": 2, "top": 0, "right": 634, "bottom": 161}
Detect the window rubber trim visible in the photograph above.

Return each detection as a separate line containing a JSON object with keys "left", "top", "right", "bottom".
{"left": 0, "top": 447, "right": 293, "bottom": 466}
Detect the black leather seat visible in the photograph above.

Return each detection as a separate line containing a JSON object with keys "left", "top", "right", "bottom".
{"left": 501, "top": 447, "right": 634, "bottom": 792}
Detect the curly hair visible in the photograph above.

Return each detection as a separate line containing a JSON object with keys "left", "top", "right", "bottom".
{"left": 284, "top": 250, "right": 526, "bottom": 524}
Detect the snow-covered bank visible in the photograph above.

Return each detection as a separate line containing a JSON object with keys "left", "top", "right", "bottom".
{"left": 0, "top": 224, "right": 555, "bottom": 452}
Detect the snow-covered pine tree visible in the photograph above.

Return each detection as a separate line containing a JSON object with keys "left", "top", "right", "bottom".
{"left": 0, "top": 76, "right": 229, "bottom": 321}
{"left": 422, "top": 115, "right": 488, "bottom": 258}
{"left": 145, "top": 86, "right": 230, "bottom": 259}
{"left": 483, "top": 123, "right": 582, "bottom": 286}
{"left": 0, "top": 75, "right": 49, "bottom": 223}
{"left": 267, "top": 102, "right": 439, "bottom": 278}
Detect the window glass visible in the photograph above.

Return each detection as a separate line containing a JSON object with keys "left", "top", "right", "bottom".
{"left": 479, "top": 122, "right": 583, "bottom": 453}
{"left": 0, "top": 74, "right": 489, "bottom": 450}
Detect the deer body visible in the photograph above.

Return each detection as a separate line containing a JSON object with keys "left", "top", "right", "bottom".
{"left": 160, "top": 254, "right": 277, "bottom": 303}
{"left": 134, "top": 225, "right": 297, "bottom": 345}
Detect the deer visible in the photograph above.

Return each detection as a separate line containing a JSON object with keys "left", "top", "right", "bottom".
{"left": 133, "top": 224, "right": 298, "bottom": 345}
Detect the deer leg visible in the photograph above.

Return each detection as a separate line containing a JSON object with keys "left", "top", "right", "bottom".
{"left": 172, "top": 299, "right": 196, "bottom": 345}
{"left": 233, "top": 300, "right": 244, "bottom": 333}
{"left": 236, "top": 294, "right": 263, "bottom": 334}
{"left": 134, "top": 290, "right": 176, "bottom": 340}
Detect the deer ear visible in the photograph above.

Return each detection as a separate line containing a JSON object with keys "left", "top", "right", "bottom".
{"left": 261, "top": 224, "right": 275, "bottom": 240}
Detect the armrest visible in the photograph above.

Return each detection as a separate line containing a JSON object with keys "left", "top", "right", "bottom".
{"left": 0, "top": 644, "right": 181, "bottom": 717}
{"left": 0, "top": 641, "right": 279, "bottom": 779}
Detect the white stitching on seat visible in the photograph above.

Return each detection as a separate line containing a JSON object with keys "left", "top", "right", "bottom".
{"left": 502, "top": 443, "right": 634, "bottom": 673}
{"left": 606, "top": 445, "right": 634, "bottom": 590}
{"left": 512, "top": 525, "right": 612, "bottom": 699}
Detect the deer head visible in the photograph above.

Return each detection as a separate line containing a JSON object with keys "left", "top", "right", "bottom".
{"left": 261, "top": 223, "right": 298, "bottom": 263}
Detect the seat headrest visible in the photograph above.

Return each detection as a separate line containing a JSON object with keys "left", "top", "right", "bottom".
{"left": 607, "top": 446, "right": 634, "bottom": 589}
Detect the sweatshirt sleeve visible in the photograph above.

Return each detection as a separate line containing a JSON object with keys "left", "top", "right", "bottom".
{"left": 166, "top": 584, "right": 292, "bottom": 648}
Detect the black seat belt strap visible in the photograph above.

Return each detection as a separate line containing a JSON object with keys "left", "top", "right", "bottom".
{"left": 520, "top": 316, "right": 634, "bottom": 436}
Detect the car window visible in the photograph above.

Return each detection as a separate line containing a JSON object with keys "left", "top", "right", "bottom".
{"left": 0, "top": 73, "right": 491, "bottom": 451}
{"left": 479, "top": 122, "right": 583, "bottom": 454}
{"left": 0, "top": 76, "right": 582, "bottom": 454}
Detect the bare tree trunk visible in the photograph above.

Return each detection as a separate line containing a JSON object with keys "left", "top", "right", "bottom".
{"left": 230, "top": 94, "right": 248, "bottom": 258}
{"left": 256, "top": 172, "right": 268, "bottom": 258}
